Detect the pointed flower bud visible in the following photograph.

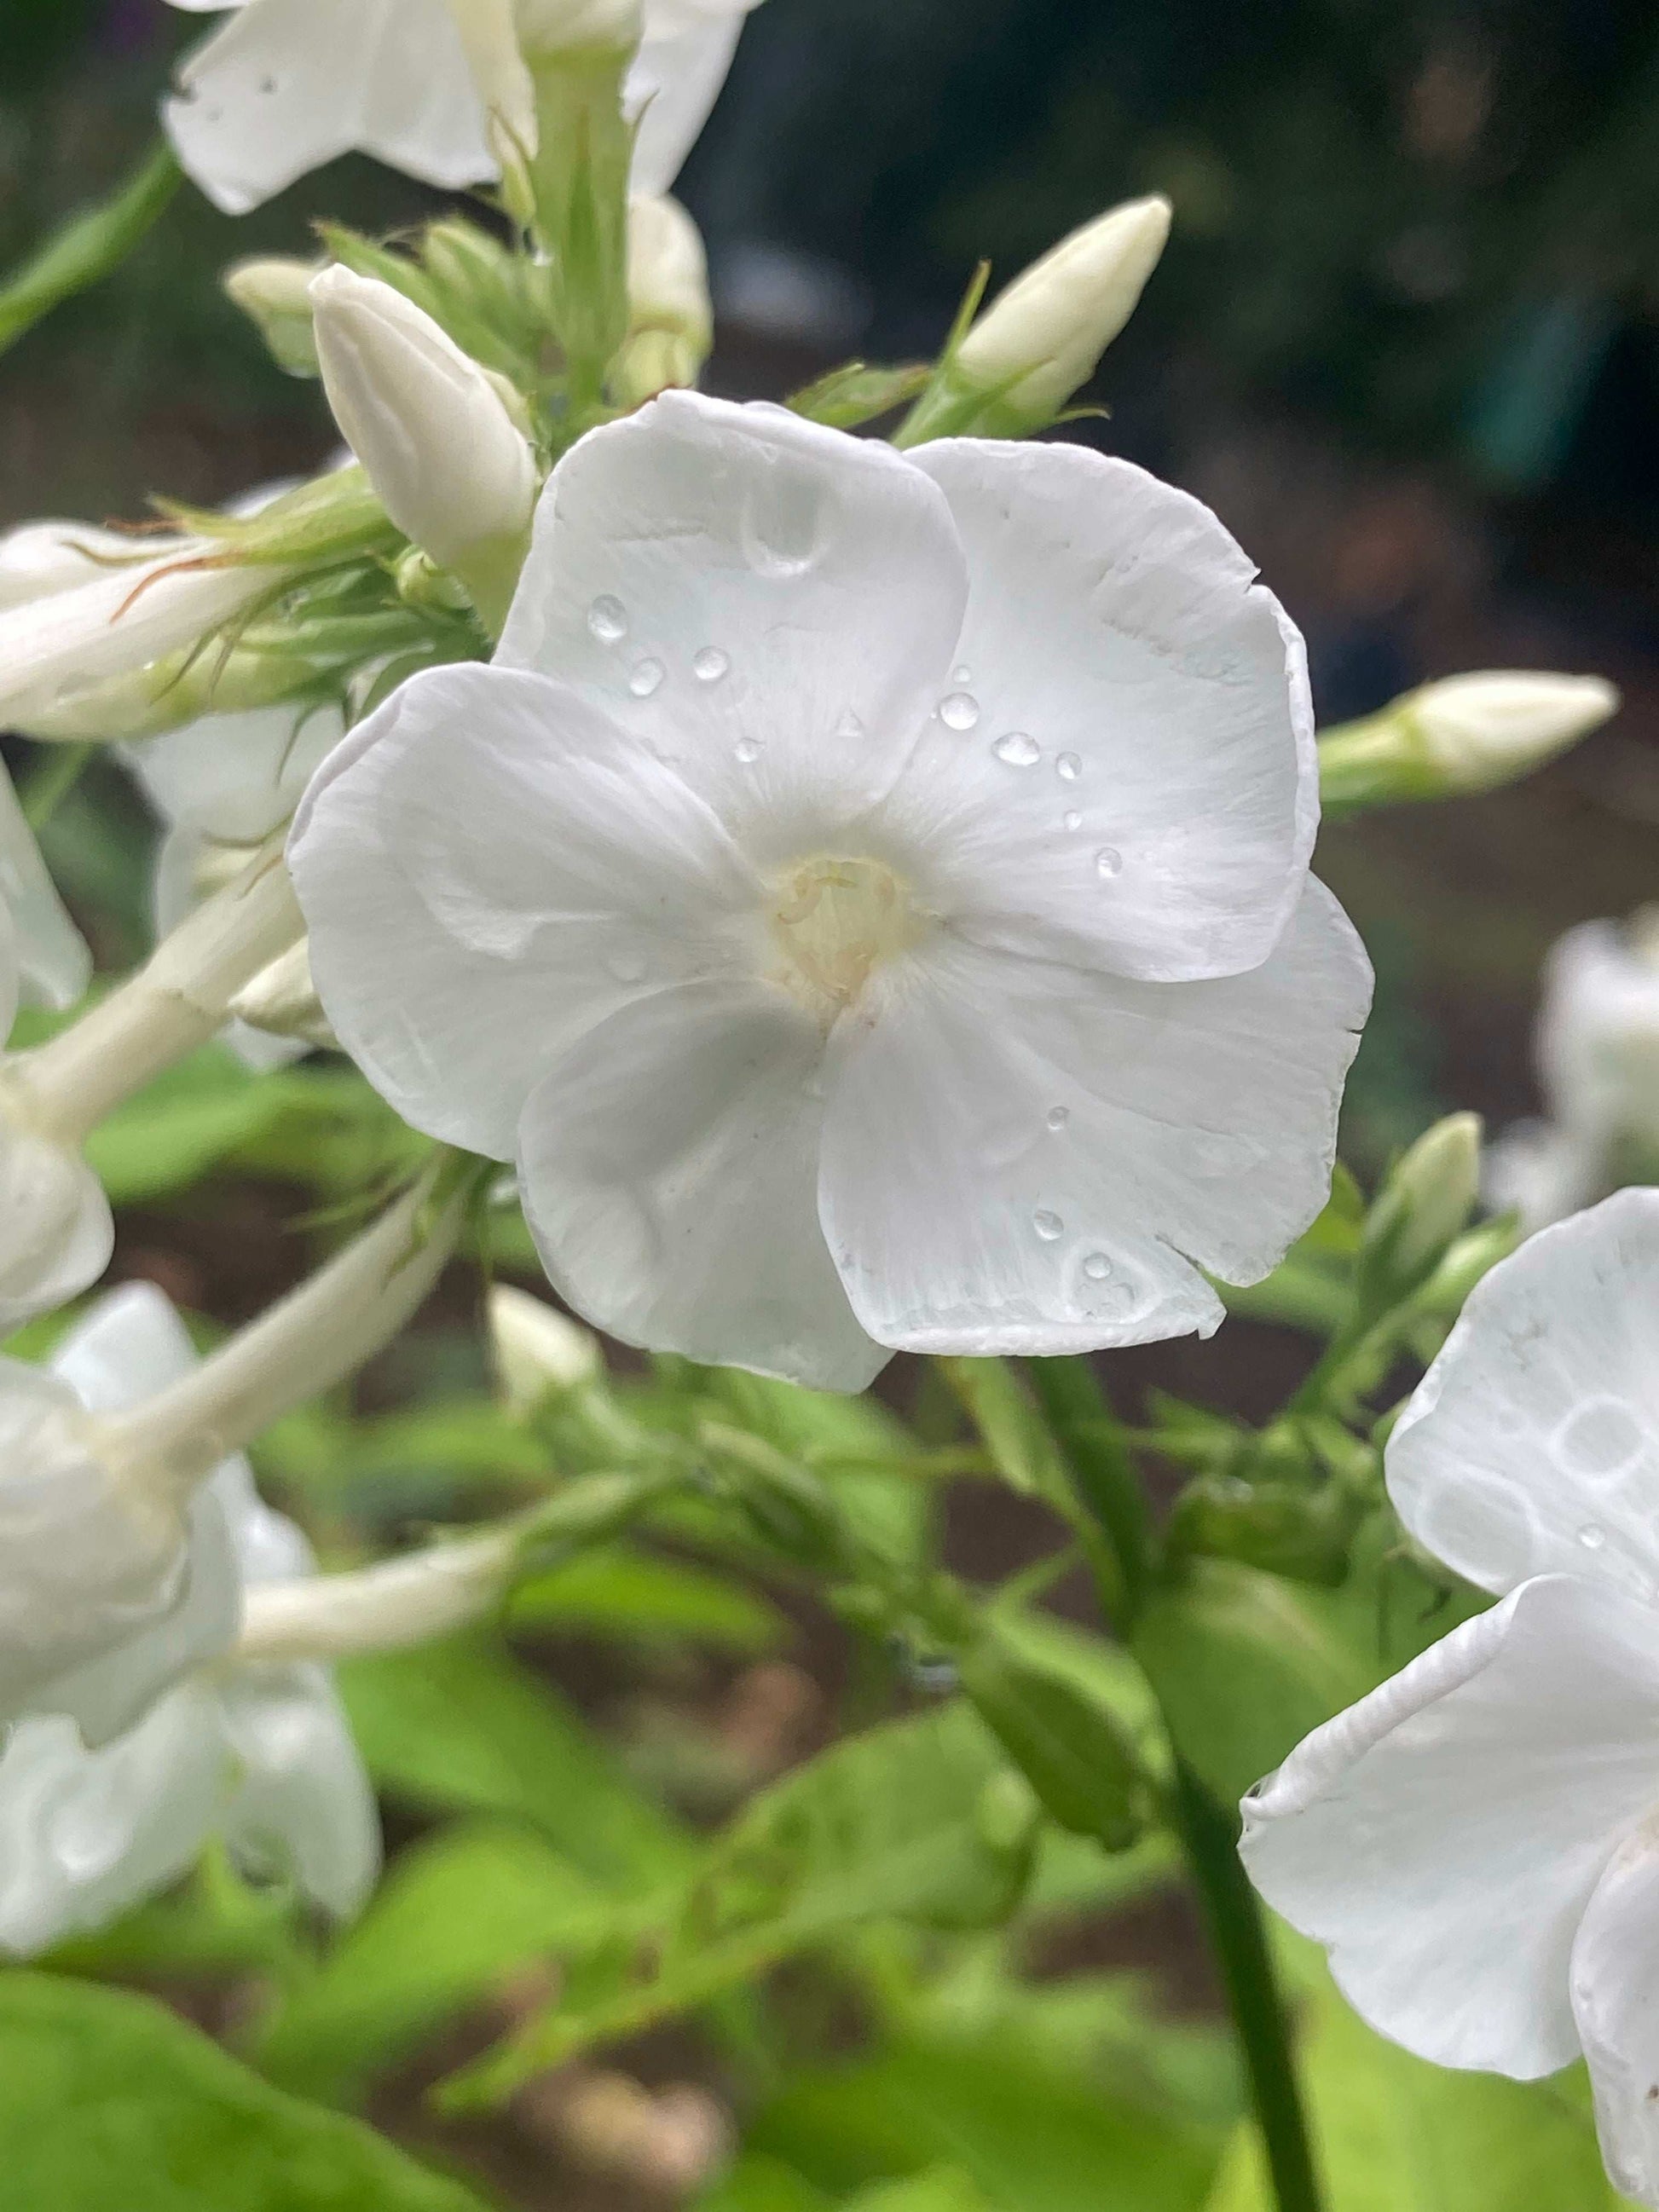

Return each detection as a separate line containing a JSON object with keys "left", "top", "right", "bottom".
{"left": 1356, "top": 1112, "right": 1483, "bottom": 1325}
{"left": 489, "top": 1284, "right": 603, "bottom": 1417}
{"left": 901, "top": 196, "right": 1171, "bottom": 444}
{"left": 614, "top": 193, "right": 713, "bottom": 405}
{"left": 224, "top": 255, "right": 321, "bottom": 377}
{"left": 1321, "top": 671, "right": 1619, "bottom": 812}
{"left": 309, "top": 267, "right": 537, "bottom": 632}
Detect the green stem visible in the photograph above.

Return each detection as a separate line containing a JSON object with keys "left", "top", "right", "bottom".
{"left": 0, "top": 140, "right": 182, "bottom": 358}
{"left": 1029, "top": 1353, "right": 1325, "bottom": 2212}
{"left": 1171, "top": 1759, "right": 1324, "bottom": 2212}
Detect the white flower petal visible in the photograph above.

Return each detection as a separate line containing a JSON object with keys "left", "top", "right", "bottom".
{"left": 1388, "top": 1187, "right": 1659, "bottom": 1601}
{"left": 517, "top": 979, "right": 887, "bottom": 1390}
{"left": 818, "top": 879, "right": 1369, "bottom": 1355}
{"left": 1571, "top": 1816, "right": 1659, "bottom": 2206}
{"left": 884, "top": 439, "right": 1317, "bottom": 982}
{"left": 291, "top": 662, "right": 762, "bottom": 1158}
{"left": 124, "top": 699, "right": 345, "bottom": 846}
{"left": 0, "top": 1128, "right": 113, "bottom": 1333}
{"left": 0, "top": 1690, "right": 228, "bottom": 1957}
{"left": 1241, "top": 1574, "right": 1659, "bottom": 2078}
{"left": 495, "top": 391, "right": 968, "bottom": 870}
{"left": 0, "top": 762, "right": 89, "bottom": 1014}
{"left": 165, "top": 0, "right": 494, "bottom": 217}
{"left": 219, "top": 1663, "right": 379, "bottom": 1919}
{"left": 627, "top": 13, "right": 744, "bottom": 195}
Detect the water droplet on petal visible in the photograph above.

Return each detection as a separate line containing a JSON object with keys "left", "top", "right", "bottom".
{"left": 1082, "top": 1251, "right": 1113, "bottom": 1280}
{"left": 1555, "top": 1396, "right": 1645, "bottom": 1481}
{"left": 993, "top": 731, "right": 1040, "bottom": 767}
{"left": 940, "top": 691, "right": 980, "bottom": 731}
{"left": 1056, "top": 752, "right": 1083, "bottom": 782}
{"left": 1033, "top": 1210, "right": 1063, "bottom": 1241}
{"left": 952, "top": 665, "right": 974, "bottom": 686}
{"left": 1045, "top": 1106, "right": 1070, "bottom": 1132}
{"left": 734, "top": 736, "right": 764, "bottom": 764}
{"left": 606, "top": 949, "right": 647, "bottom": 984}
{"left": 1579, "top": 1522, "right": 1608, "bottom": 1551}
{"left": 1095, "top": 846, "right": 1123, "bottom": 880}
{"left": 629, "top": 658, "right": 666, "bottom": 698}
{"left": 1063, "top": 810, "right": 1083, "bottom": 832}
{"left": 588, "top": 594, "right": 627, "bottom": 643}
{"left": 693, "top": 647, "right": 730, "bottom": 684}
{"left": 835, "top": 707, "right": 866, "bottom": 740}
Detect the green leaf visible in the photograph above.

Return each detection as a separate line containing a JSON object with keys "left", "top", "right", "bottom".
{"left": 1132, "top": 1560, "right": 1377, "bottom": 1809}
{"left": 752, "top": 2036, "right": 1221, "bottom": 2212}
{"left": 260, "top": 1821, "right": 608, "bottom": 2102}
{"left": 850, "top": 2171, "right": 993, "bottom": 2212}
{"left": 441, "top": 1702, "right": 1037, "bottom": 2107}
{"left": 507, "top": 1545, "right": 790, "bottom": 1655}
{"left": 1203, "top": 1967, "right": 1630, "bottom": 2210}
{"left": 941, "top": 1360, "right": 1068, "bottom": 1506}
{"left": 85, "top": 1048, "right": 308, "bottom": 1204}
{"left": 786, "top": 361, "right": 932, "bottom": 430}
{"left": 338, "top": 1632, "right": 687, "bottom": 1887}
{"left": 0, "top": 1971, "right": 488, "bottom": 2210}
{"left": 698, "top": 2155, "right": 835, "bottom": 2212}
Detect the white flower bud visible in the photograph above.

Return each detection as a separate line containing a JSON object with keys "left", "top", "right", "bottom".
{"left": 1404, "top": 672, "right": 1619, "bottom": 793}
{"left": 1357, "top": 1112, "right": 1483, "bottom": 1320}
{"left": 956, "top": 195, "right": 1172, "bottom": 420}
{"left": 489, "top": 1284, "right": 603, "bottom": 1416}
{"left": 229, "top": 938, "right": 337, "bottom": 1049}
{"left": 223, "top": 256, "right": 321, "bottom": 378}
{"left": 615, "top": 193, "right": 713, "bottom": 405}
{"left": 309, "top": 267, "right": 537, "bottom": 626}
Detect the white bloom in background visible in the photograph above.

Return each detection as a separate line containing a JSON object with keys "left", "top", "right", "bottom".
{"left": 955, "top": 194, "right": 1174, "bottom": 420}
{"left": 0, "top": 762, "right": 89, "bottom": 1018}
{"left": 161, "top": 0, "right": 763, "bottom": 216}
{"left": 0, "top": 517, "right": 292, "bottom": 742}
{"left": 121, "top": 696, "right": 345, "bottom": 1071}
{"left": 0, "top": 1283, "right": 377, "bottom": 1952}
{"left": 1242, "top": 1188, "right": 1659, "bottom": 2209}
{"left": 309, "top": 268, "right": 537, "bottom": 625}
{"left": 1487, "top": 914, "right": 1659, "bottom": 1230}
{"left": 292, "top": 391, "right": 1371, "bottom": 1391}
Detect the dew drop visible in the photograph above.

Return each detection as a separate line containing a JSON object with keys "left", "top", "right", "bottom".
{"left": 835, "top": 707, "right": 866, "bottom": 740}
{"left": 939, "top": 691, "right": 981, "bottom": 732}
{"left": 1095, "top": 846, "right": 1123, "bottom": 880}
{"left": 992, "top": 731, "right": 1041, "bottom": 767}
{"left": 1579, "top": 1522, "right": 1608, "bottom": 1551}
{"left": 952, "top": 665, "right": 974, "bottom": 686}
{"left": 1063, "top": 810, "right": 1084, "bottom": 832}
{"left": 606, "top": 949, "right": 647, "bottom": 984}
{"left": 1056, "top": 752, "right": 1083, "bottom": 782}
{"left": 693, "top": 646, "right": 730, "bottom": 684}
{"left": 734, "top": 736, "right": 764, "bottom": 764}
{"left": 628, "top": 657, "right": 666, "bottom": 698}
{"left": 1045, "top": 1106, "right": 1070, "bottom": 1132}
{"left": 1082, "top": 1251, "right": 1113, "bottom": 1281}
{"left": 587, "top": 593, "right": 627, "bottom": 643}
{"left": 1033, "top": 1210, "right": 1064, "bottom": 1242}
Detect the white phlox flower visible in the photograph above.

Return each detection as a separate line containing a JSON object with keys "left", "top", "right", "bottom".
{"left": 0, "top": 1283, "right": 377, "bottom": 1953}
{"left": 122, "top": 696, "right": 344, "bottom": 1069}
{"left": 161, "top": 0, "right": 764, "bottom": 217}
{"left": 290, "top": 391, "right": 1372, "bottom": 1391}
{"left": 1241, "top": 1187, "right": 1659, "bottom": 2209}
{"left": 1487, "top": 914, "right": 1659, "bottom": 1230}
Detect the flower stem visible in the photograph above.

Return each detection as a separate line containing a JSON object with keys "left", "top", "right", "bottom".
{"left": 0, "top": 140, "right": 182, "bottom": 358}
{"left": 1028, "top": 1352, "right": 1325, "bottom": 2212}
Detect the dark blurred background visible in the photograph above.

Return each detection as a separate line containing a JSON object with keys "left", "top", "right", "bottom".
{"left": 9, "top": 0, "right": 1659, "bottom": 1174}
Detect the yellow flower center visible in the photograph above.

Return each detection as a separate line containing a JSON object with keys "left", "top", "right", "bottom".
{"left": 766, "top": 855, "right": 923, "bottom": 1027}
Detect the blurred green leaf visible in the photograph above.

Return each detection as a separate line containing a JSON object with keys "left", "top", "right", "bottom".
{"left": 338, "top": 1633, "right": 688, "bottom": 1887}
{"left": 85, "top": 1048, "right": 308, "bottom": 1204}
{"left": 440, "top": 1703, "right": 1037, "bottom": 2107}
{"left": 507, "top": 1544, "right": 791, "bottom": 1654}
{"left": 259, "top": 1821, "right": 608, "bottom": 2102}
{"left": 850, "top": 2171, "right": 993, "bottom": 2212}
{"left": 700, "top": 2156, "right": 835, "bottom": 2212}
{"left": 941, "top": 1360, "right": 1069, "bottom": 1506}
{"left": 0, "top": 1972, "right": 488, "bottom": 2210}
{"left": 752, "top": 2036, "right": 1222, "bottom": 2212}
{"left": 1204, "top": 1967, "right": 1630, "bottom": 2209}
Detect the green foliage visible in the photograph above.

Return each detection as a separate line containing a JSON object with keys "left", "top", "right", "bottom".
{"left": 440, "top": 1702, "right": 1039, "bottom": 2108}
{"left": 0, "top": 1972, "right": 488, "bottom": 2211}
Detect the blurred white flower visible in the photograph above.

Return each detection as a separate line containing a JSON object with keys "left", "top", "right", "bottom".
{"left": 0, "top": 759, "right": 89, "bottom": 1017}
{"left": 0, "top": 1283, "right": 377, "bottom": 1953}
{"left": 615, "top": 193, "right": 714, "bottom": 406}
{"left": 161, "top": 0, "right": 764, "bottom": 216}
{"left": 489, "top": 1283, "right": 602, "bottom": 1415}
{"left": 292, "top": 391, "right": 1370, "bottom": 1390}
{"left": 1486, "top": 913, "right": 1659, "bottom": 1229}
{"left": 1242, "top": 1188, "right": 1659, "bottom": 2209}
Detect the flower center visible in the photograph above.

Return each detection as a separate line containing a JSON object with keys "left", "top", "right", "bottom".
{"left": 766, "top": 855, "right": 922, "bottom": 1026}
